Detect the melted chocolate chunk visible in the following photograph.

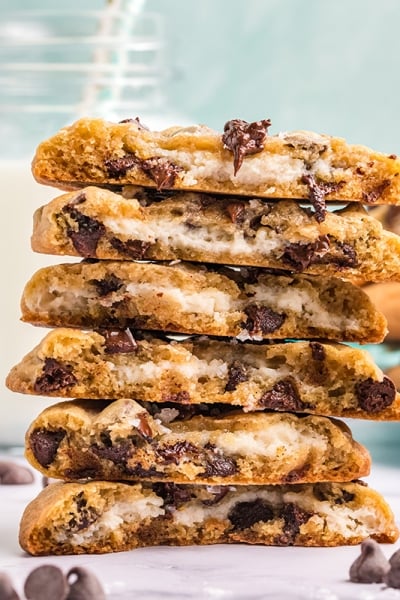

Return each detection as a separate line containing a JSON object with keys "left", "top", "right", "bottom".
{"left": 228, "top": 498, "right": 273, "bottom": 530}
{"left": 362, "top": 179, "right": 391, "bottom": 203}
{"left": 226, "top": 202, "right": 246, "bottom": 225}
{"left": 244, "top": 304, "right": 286, "bottom": 335}
{"left": 64, "top": 467, "right": 99, "bottom": 480}
{"left": 309, "top": 341, "right": 325, "bottom": 361}
{"left": 30, "top": 428, "right": 66, "bottom": 467}
{"left": 313, "top": 483, "right": 355, "bottom": 504}
{"left": 281, "top": 236, "right": 330, "bottom": 271}
{"left": 283, "top": 464, "right": 310, "bottom": 483}
{"left": 157, "top": 441, "right": 199, "bottom": 465}
{"left": 100, "top": 329, "right": 138, "bottom": 354}
{"left": 161, "top": 391, "right": 191, "bottom": 404}
{"left": 153, "top": 482, "right": 193, "bottom": 508}
{"left": 203, "top": 443, "right": 238, "bottom": 478}
{"left": 275, "top": 503, "right": 312, "bottom": 545}
{"left": 355, "top": 377, "right": 396, "bottom": 413}
{"left": 34, "top": 358, "right": 77, "bottom": 394}
{"left": 63, "top": 203, "right": 106, "bottom": 258}
{"left": 68, "top": 492, "right": 98, "bottom": 532}
{"left": 225, "top": 360, "right": 248, "bottom": 392}
{"left": 139, "top": 157, "right": 182, "bottom": 190}
{"left": 89, "top": 274, "right": 124, "bottom": 296}
{"left": 332, "top": 242, "right": 358, "bottom": 268}
{"left": 302, "top": 174, "right": 345, "bottom": 222}
{"left": 104, "top": 154, "right": 138, "bottom": 178}
{"left": 91, "top": 438, "right": 132, "bottom": 466}
{"left": 110, "top": 237, "right": 151, "bottom": 259}
{"left": 222, "top": 118, "right": 271, "bottom": 175}
{"left": 259, "top": 379, "right": 305, "bottom": 411}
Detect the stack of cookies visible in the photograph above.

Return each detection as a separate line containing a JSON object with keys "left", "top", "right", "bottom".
{"left": 7, "top": 117, "right": 400, "bottom": 555}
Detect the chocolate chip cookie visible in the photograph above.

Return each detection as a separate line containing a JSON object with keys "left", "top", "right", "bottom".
{"left": 19, "top": 480, "right": 398, "bottom": 555}
{"left": 31, "top": 187, "right": 400, "bottom": 284}
{"left": 32, "top": 118, "right": 400, "bottom": 212}
{"left": 6, "top": 329, "right": 399, "bottom": 419}
{"left": 20, "top": 260, "right": 387, "bottom": 343}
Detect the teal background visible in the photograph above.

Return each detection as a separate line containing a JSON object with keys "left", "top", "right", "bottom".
{"left": 1, "top": 0, "right": 400, "bottom": 462}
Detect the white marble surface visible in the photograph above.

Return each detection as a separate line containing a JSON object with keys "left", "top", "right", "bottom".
{"left": 1, "top": 458, "right": 400, "bottom": 600}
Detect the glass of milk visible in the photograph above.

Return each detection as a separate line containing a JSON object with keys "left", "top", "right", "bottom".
{"left": 0, "top": 6, "right": 168, "bottom": 449}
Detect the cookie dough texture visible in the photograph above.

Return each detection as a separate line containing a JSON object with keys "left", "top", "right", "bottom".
{"left": 7, "top": 329, "right": 400, "bottom": 419}
{"left": 19, "top": 480, "right": 399, "bottom": 555}
{"left": 31, "top": 118, "right": 400, "bottom": 205}
{"left": 24, "top": 398, "right": 371, "bottom": 484}
{"left": 20, "top": 261, "right": 387, "bottom": 343}
{"left": 30, "top": 187, "right": 400, "bottom": 284}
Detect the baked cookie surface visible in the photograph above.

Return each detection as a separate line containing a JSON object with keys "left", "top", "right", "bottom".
{"left": 31, "top": 187, "right": 400, "bottom": 283}
{"left": 23, "top": 398, "right": 371, "bottom": 484}
{"left": 19, "top": 480, "right": 399, "bottom": 555}
{"left": 31, "top": 118, "right": 400, "bottom": 209}
{"left": 20, "top": 261, "right": 387, "bottom": 343}
{"left": 6, "top": 329, "right": 399, "bottom": 419}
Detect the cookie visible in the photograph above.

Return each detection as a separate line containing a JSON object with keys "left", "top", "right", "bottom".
{"left": 31, "top": 118, "right": 400, "bottom": 214}
{"left": 31, "top": 187, "right": 400, "bottom": 284}
{"left": 19, "top": 480, "right": 398, "bottom": 555}
{"left": 6, "top": 329, "right": 399, "bottom": 419}
{"left": 23, "top": 398, "right": 371, "bottom": 484}
{"left": 20, "top": 261, "right": 387, "bottom": 343}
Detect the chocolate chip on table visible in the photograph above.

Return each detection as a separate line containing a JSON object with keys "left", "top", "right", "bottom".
{"left": 222, "top": 118, "right": 271, "bottom": 175}
{"left": 66, "top": 567, "right": 106, "bottom": 600}
{"left": 29, "top": 428, "right": 66, "bottom": 468}
{"left": 349, "top": 538, "right": 390, "bottom": 583}
{"left": 228, "top": 498, "right": 274, "bottom": 530}
{"left": 259, "top": 379, "right": 305, "bottom": 412}
{"left": 0, "top": 572, "right": 20, "bottom": 600}
{"left": 101, "top": 328, "right": 138, "bottom": 354}
{"left": 24, "top": 565, "right": 68, "bottom": 600}
{"left": 0, "top": 461, "right": 33, "bottom": 484}
{"left": 225, "top": 360, "right": 248, "bottom": 392}
{"left": 355, "top": 377, "right": 396, "bottom": 412}
{"left": 34, "top": 358, "right": 77, "bottom": 394}
{"left": 244, "top": 304, "right": 286, "bottom": 336}
{"left": 302, "top": 174, "right": 345, "bottom": 222}
{"left": 384, "top": 548, "right": 400, "bottom": 589}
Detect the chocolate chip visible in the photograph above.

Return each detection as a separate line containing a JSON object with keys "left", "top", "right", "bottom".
{"left": 275, "top": 503, "right": 312, "bottom": 545}
{"left": 104, "top": 154, "right": 138, "bottom": 178}
{"left": 0, "top": 573, "right": 19, "bottom": 600}
{"left": 362, "top": 179, "right": 391, "bottom": 203}
{"left": 64, "top": 467, "right": 99, "bottom": 480}
{"left": 161, "top": 391, "right": 191, "bottom": 404}
{"left": 153, "top": 482, "right": 193, "bottom": 508}
{"left": 244, "top": 304, "right": 286, "bottom": 336}
{"left": 68, "top": 492, "right": 99, "bottom": 532}
{"left": 90, "top": 274, "right": 123, "bottom": 297}
{"left": 283, "top": 464, "right": 311, "bottom": 483}
{"left": 225, "top": 360, "right": 248, "bottom": 392}
{"left": 91, "top": 437, "right": 132, "bottom": 467}
{"left": 384, "top": 548, "right": 400, "bottom": 589}
{"left": 34, "top": 358, "right": 77, "bottom": 394}
{"left": 302, "top": 174, "right": 345, "bottom": 222}
{"left": 157, "top": 441, "right": 199, "bottom": 465}
{"left": 119, "top": 117, "right": 149, "bottom": 131}
{"left": 101, "top": 329, "right": 138, "bottom": 354}
{"left": 355, "top": 377, "right": 396, "bottom": 412}
{"left": 30, "top": 428, "right": 66, "bottom": 467}
{"left": 259, "top": 379, "right": 305, "bottom": 411}
{"left": 309, "top": 341, "right": 325, "bottom": 361}
{"left": 222, "top": 118, "right": 271, "bottom": 175}
{"left": 313, "top": 483, "right": 355, "bottom": 504}
{"left": 24, "top": 566, "right": 68, "bottom": 600}
{"left": 136, "top": 414, "right": 153, "bottom": 440}
{"left": 226, "top": 202, "right": 246, "bottom": 224}
{"left": 63, "top": 204, "right": 106, "bottom": 258}
{"left": 331, "top": 242, "right": 358, "bottom": 268}
{"left": 109, "top": 237, "right": 151, "bottom": 259}
{"left": 202, "top": 443, "right": 238, "bottom": 478}
{"left": 389, "top": 154, "right": 397, "bottom": 159}
{"left": 349, "top": 539, "right": 390, "bottom": 583}
{"left": 0, "top": 461, "right": 33, "bottom": 485}
{"left": 228, "top": 498, "right": 273, "bottom": 530}
{"left": 139, "top": 156, "right": 182, "bottom": 190}
{"left": 66, "top": 566, "right": 106, "bottom": 600}
{"left": 281, "top": 235, "right": 330, "bottom": 271}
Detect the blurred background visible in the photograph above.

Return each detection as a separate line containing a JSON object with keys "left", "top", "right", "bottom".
{"left": 0, "top": 0, "right": 400, "bottom": 461}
